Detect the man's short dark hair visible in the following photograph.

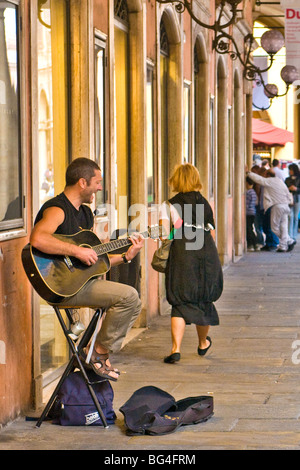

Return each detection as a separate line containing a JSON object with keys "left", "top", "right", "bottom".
{"left": 272, "top": 159, "right": 279, "bottom": 167}
{"left": 66, "top": 158, "right": 100, "bottom": 186}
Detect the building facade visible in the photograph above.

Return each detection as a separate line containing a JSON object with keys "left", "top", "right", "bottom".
{"left": 0, "top": 0, "right": 254, "bottom": 426}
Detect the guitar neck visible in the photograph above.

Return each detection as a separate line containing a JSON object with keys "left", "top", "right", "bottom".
{"left": 93, "top": 230, "right": 149, "bottom": 257}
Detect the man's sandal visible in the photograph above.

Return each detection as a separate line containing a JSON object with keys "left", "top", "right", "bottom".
{"left": 80, "top": 348, "right": 120, "bottom": 382}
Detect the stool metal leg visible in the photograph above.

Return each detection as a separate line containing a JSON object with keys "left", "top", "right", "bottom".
{"left": 36, "top": 355, "right": 76, "bottom": 428}
{"left": 77, "top": 308, "right": 103, "bottom": 351}
{"left": 36, "top": 307, "right": 109, "bottom": 429}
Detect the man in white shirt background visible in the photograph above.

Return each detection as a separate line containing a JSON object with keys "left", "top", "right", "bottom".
{"left": 272, "top": 159, "right": 285, "bottom": 181}
{"left": 246, "top": 167, "right": 296, "bottom": 252}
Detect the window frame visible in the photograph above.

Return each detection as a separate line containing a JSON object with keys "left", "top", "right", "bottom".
{"left": 160, "top": 17, "right": 169, "bottom": 202}
{"left": 228, "top": 106, "right": 232, "bottom": 196}
{"left": 209, "top": 96, "right": 215, "bottom": 198}
{"left": 183, "top": 80, "right": 191, "bottom": 164}
{"left": 146, "top": 63, "right": 156, "bottom": 206}
{"left": 0, "top": 0, "right": 27, "bottom": 240}
{"left": 94, "top": 32, "right": 108, "bottom": 207}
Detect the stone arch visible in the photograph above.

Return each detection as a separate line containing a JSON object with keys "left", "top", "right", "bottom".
{"left": 157, "top": 4, "right": 183, "bottom": 318}
{"left": 113, "top": 0, "right": 148, "bottom": 325}
{"left": 217, "top": 54, "right": 227, "bottom": 80}
{"left": 160, "top": 6, "right": 181, "bottom": 45}
{"left": 234, "top": 67, "right": 241, "bottom": 89}
{"left": 194, "top": 32, "right": 208, "bottom": 65}
{"left": 159, "top": 5, "right": 182, "bottom": 201}
{"left": 194, "top": 33, "right": 209, "bottom": 197}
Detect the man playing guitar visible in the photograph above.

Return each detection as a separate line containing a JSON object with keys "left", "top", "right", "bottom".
{"left": 30, "top": 157, "right": 144, "bottom": 381}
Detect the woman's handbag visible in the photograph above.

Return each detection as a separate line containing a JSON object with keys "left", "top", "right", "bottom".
{"left": 151, "top": 238, "right": 173, "bottom": 273}
{"left": 151, "top": 201, "right": 174, "bottom": 273}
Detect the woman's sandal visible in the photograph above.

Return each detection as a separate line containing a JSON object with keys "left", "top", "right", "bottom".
{"left": 80, "top": 348, "right": 120, "bottom": 381}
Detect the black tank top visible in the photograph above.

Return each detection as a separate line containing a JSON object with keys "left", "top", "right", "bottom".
{"left": 34, "top": 192, "right": 94, "bottom": 235}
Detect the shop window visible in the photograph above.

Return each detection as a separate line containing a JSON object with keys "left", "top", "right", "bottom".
{"left": 37, "top": 0, "right": 70, "bottom": 379}
{"left": 183, "top": 82, "right": 191, "bottom": 163}
{"left": 209, "top": 97, "right": 215, "bottom": 198}
{"left": 37, "top": 0, "right": 69, "bottom": 207}
{"left": 0, "top": 1, "right": 23, "bottom": 232}
{"left": 160, "top": 18, "right": 169, "bottom": 202}
{"left": 114, "top": 1, "right": 129, "bottom": 230}
{"left": 193, "top": 45, "right": 199, "bottom": 167}
{"left": 146, "top": 66, "right": 155, "bottom": 205}
{"left": 228, "top": 107, "right": 232, "bottom": 195}
{"left": 95, "top": 38, "right": 106, "bottom": 208}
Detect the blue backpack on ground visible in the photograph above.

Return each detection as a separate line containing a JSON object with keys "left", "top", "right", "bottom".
{"left": 50, "top": 370, "right": 116, "bottom": 426}
{"left": 119, "top": 385, "right": 214, "bottom": 435}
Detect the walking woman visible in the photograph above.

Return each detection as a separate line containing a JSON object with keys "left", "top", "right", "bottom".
{"left": 285, "top": 163, "right": 300, "bottom": 241}
{"left": 159, "top": 163, "right": 223, "bottom": 363}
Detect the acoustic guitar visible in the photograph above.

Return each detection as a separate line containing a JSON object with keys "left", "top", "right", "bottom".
{"left": 22, "top": 226, "right": 162, "bottom": 304}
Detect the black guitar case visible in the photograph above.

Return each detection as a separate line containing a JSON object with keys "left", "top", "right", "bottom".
{"left": 119, "top": 386, "right": 213, "bottom": 435}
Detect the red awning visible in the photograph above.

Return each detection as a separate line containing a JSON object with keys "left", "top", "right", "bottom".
{"left": 252, "top": 118, "right": 294, "bottom": 147}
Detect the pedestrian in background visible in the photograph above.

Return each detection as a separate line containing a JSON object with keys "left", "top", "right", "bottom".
{"left": 251, "top": 165, "right": 264, "bottom": 247}
{"left": 246, "top": 167, "right": 296, "bottom": 252}
{"left": 251, "top": 165, "right": 279, "bottom": 251}
{"left": 261, "top": 159, "right": 270, "bottom": 170}
{"left": 285, "top": 163, "right": 300, "bottom": 241}
{"left": 246, "top": 176, "right": 259, "bottom": 251}
{"left": 272, "top": 159, "right": 285, "bottom": 181}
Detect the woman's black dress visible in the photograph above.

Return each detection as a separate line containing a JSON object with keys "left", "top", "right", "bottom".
{"left": 165, "top": 191, "right": 223, "bottom": 325}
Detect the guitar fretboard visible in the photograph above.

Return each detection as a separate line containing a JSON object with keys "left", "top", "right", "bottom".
{"left": 93, "top": 230, "right": 149, "bottom": 257}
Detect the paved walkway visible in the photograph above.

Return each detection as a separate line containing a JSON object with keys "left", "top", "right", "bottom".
{"left": 1, "top": 243, "right": 300, "bottom": 451}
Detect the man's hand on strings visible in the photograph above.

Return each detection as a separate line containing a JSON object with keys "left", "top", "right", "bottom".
{"left": 76, "top": 246, "right": 98, "bottom": 266}
{"left": 125, "top": 233, "right": 145, "bottom": 261}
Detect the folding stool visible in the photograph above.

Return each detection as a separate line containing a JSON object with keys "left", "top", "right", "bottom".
{"left": 36, "top": 306, "right": 109, "bottom": 428}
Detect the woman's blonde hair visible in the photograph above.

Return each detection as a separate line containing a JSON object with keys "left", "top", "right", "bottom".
{"left": 169, "top": 163, "right": 202, "bottom": 193}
